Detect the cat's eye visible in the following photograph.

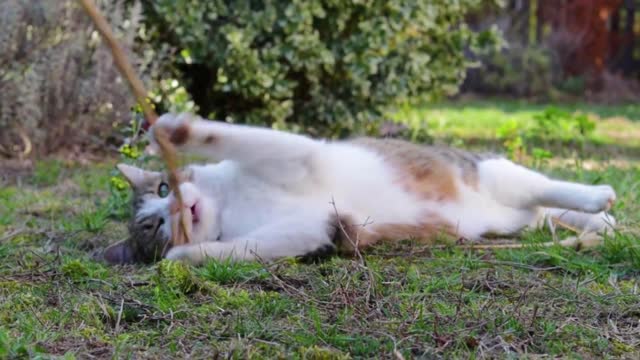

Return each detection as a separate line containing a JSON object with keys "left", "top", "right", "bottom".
{"left": 142, "top": 223, "right": 155, "bottom": 231}
{"left": 157, "top": 182, "right": 170, "bottom": 198}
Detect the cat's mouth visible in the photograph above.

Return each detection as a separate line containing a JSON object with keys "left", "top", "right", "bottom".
{"left": 190, "top": 202, "right": 200, "bottom": 224}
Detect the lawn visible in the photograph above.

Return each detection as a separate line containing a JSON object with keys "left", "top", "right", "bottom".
{"left": 1, "top": 100, "right": 639, "bottom": 359}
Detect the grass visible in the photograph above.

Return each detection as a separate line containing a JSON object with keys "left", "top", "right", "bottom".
{"left": 393, "top": 99, "right": 640, "bottom": 160}
{"left": 1, "top": 99, "right": 640, "bottom": 358}
{"left": 394, "top": 99, "right": 640, "bottom": 140}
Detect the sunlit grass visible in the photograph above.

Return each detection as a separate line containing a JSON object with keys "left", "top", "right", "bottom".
{"left": 392, "top": 99, "right": 640, "bottom": 148}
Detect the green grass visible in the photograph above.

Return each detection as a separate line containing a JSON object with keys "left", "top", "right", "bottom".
{"left": 393, "top": 99, "right": 640, "bottom": 158}
{"left": 1, "top": 100, "right": 640, "bottom": 358}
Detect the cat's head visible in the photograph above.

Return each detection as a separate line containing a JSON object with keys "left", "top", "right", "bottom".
{"left": 103, "top": 164, "right": 219, "bottom": 264}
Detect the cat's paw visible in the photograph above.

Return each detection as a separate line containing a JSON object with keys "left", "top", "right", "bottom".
{"left": 582, "top": 185, "right": 616, "bottom": 213}
{"left": 593, "top": 212, "right": 616, "bottom": 235}
{"left": 165, "top": 244, "right": 204, "bottom": 264}
{"left": 149, "top": 112, "right": 198, "bottom": 148}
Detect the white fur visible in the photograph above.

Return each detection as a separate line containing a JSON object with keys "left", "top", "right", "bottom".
{"left": 140, "top": 113, "right": 617, "bottom": 264}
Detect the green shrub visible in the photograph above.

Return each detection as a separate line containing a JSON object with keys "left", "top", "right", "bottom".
{"left": 465, "top": 44, "right": 555, "bottom": 97}
{"left": 140, "top": 0, "right": 500, "bottom": 136}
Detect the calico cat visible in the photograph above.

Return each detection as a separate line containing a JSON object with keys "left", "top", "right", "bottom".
{"left": 103, "top": 113, "right": 616, "bottom": 265}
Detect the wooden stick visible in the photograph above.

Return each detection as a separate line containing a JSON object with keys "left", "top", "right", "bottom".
{"left": 78, "top": 0, "right": 190, "bottom": 246}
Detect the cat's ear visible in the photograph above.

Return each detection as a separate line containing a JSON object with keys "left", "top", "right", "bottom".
{"left": 116, "top": 163, "right": 158, "bottom": 187}
{"left": 103, "top": 240, "right": 135, "bottom": 265}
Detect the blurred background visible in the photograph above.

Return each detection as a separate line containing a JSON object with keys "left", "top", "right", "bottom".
{"left": 1, "top": 0, "right": 639, "bottom": 162}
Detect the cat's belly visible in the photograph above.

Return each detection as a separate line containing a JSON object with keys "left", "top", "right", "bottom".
{"left": 217, "top": 189, "right": 316, "bottom": 240}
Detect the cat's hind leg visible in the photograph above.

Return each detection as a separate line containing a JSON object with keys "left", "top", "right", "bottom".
{"left": 478, "top": 158, "right": 616, "bottom": 214}
{"left": 544, "top": 208, "right": 616, "bottom": 234}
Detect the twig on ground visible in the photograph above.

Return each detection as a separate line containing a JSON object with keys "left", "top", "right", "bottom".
{"left": 114, "top": 298, "right": 124, "bottom": 334}
{"left": 0, "top": 228, "right": 25, "bottom": 243}
{"left": 330, "top": 198, "right": 378, "bottom": 307}
{"left": 252, "top": 251, "right": 333, "bottom": 306}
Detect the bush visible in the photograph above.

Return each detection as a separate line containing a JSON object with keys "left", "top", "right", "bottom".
{"left": 141, "top": 0, "right": 500, "bottom": 136}
{"left": 462, "top": 1, "right": 559, "bottom": 98}
{"left": 0, "top": 0, "right": 153, "bottom": 158}
{"left": 464, "top": 44, "right": 556, "bottom": 97}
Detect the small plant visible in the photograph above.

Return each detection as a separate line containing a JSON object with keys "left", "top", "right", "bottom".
{"left": 0, "top": 188, "right": 17, "bottom": 226}
{"left": 104, "top": 110, "right": 150, "bottom": 221}
{"left": 115, "top": 110, "right": 149, "bottom": 162}
{"left": 496, "top": 107, "right": 597, "bottom": 166}
{"left": 30, "top": 160, "right": 64, "bottom": 187}
{"left": 61, "top": 260, "right": 89, "bottom": 280}
{"left": 81, "top": 207, "right": 109, "bottom": 234}
{"left": 530, "top": 147, "right": 553, "bottom": 168}
{"left": 0, "top": 328, "right": 9, "bottom": 358}
{"left": 529, "top": 107, "right": 596, "bottom": 141}
{"left": 196, "top": 259, "right": 268, "bottom": 285}
{"left": 104, "top": 175, "right": 131, "bottom": 221}
{"left": 496, "top": 119, "right": 526, "bottom": 162}
{"left": 155, "top": 259, "right": 199, "bottom": 294}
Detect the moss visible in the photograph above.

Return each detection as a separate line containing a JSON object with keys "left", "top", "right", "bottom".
{"left": 62, "top": 260, "right": 89, "bottom": 280}
{"left": 612, "top": 339, "right": 635, "bottom": 355}
{"left": 196, "top": 259, "right": 268, "bottom": 284}
{"left": 297, "top": 346, "right": 351, "bottom": 360}
{"left": 0, "top": 280, "right": 23, "bottom": 291}
{"left": 213, "top": 288, "right": 254, "bottom": 309}
{"left": 155, "top": 259, "right": 199, "bottom": 294}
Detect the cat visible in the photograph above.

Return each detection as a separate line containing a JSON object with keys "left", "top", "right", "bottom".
{"left": 103, "top": 112, "right": 617, "bottom": 265}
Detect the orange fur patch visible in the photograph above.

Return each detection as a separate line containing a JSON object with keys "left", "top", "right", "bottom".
{"left": 170, "top": 124, "right": 190, "bottom": 145}
{"left": 400, "top": 161, "right": 459, "bottom": 201}
{"left": 330, "top": 212, "right": 454, "bottom": 253}
{"left": 350, "top": 137, "right": 462, "bottom": 202}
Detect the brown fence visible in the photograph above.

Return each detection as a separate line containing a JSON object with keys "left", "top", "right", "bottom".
{"left": 503, "top": 0, "right": 640, "bottom": 79}
{"left": 608, "top": 0, "right": 640, "bottom": 77}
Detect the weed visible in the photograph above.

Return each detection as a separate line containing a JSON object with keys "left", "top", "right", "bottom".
{"left": 104, "top": 174, "right": 131, "bottom": 221}
{"left": 61, "top": 260, "right": 90, "bottom": 280}
{"left": 81, "top": 208, "right": 109, "bottom": 234}
{"left": 155, "top": 259, "right": 199, "bottom": 294}
{"left": 0, "top": 187, "right": 18, "bottom": 226}
{"left": 495, "top": 106, "right": 597, "bottom": 164}
{"left": 196, "top": 259, "right": 269, "bottom": 284}
{"left": 31, "top": 160, "right": 64, "bottom": 187}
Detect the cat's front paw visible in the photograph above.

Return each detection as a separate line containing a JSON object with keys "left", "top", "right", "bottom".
{"left": 165, "top": 244, "right": 204, "bottom": 264}
{"left": 583, "top": 185, "right": 616, "bottom": 213}
{"left": 149, "top": 112, "right": 198, "bottom": 148}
